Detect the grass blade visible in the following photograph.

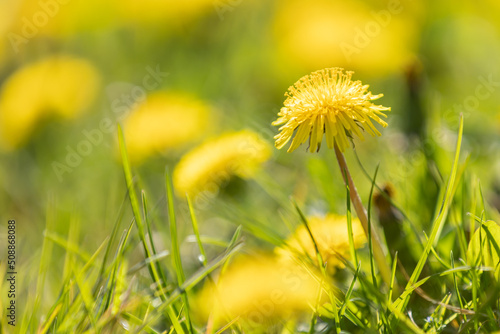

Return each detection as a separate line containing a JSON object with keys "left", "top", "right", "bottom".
{"left": 117, "top": 124, "right": 185, "bottom": 334}
{"left": 165, "top": 169, "right": 193, "bottom": 333}
{"left": 393, "top": 114, "right": 464, "bottom": 315}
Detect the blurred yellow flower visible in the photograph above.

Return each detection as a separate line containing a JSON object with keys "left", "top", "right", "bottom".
{"left": 273, "top": 0, "right": 421, "bottom": 78}
{"left": 196, "top": 255, "right": 320, "bottom": 328}
{"left": 123, "top": 92, "right": 210, "bottom": 162}
{"left": 173, "top": 130, "right": 271, "bottom": 197}
{"left": 273, "top": 67, "right": 389, "bottom": 153}
{"left": 118, "top": 0, "right": 214, "bottom": 27}
{"left": 276, "top": 214, "right": 366, "bottom": 272}
{"left": 0, "top": 2, "right": 18, "bottom": 64}
{"left": 0, "top": 55, "right": 99, "bottom": 150}
{"left": 6, "top": 0, "right": 218, "bottom": 41}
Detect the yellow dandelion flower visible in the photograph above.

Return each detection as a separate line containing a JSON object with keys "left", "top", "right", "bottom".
{"left": 272, "top": 0, "right": 422, "bottom": 77}
{"left": 196, "top": 255, "right": 320, "bottom": 328}
{"left": 123, "top": 92, "right": 210, "bottom": 162}
{"left": 273, "top": 67, "right": 390, "bottom": 153}
{"left": 173, "top": 130, "right": 271, "bottom": 197}
{"left": 0, "top": 55, "right": 99, "bottom": 150}
{"left": 276, "top": 214, "right": 366, "bottom": 272}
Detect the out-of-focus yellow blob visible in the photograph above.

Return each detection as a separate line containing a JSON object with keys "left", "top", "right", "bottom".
{"left": 173, "top": 130, "right": 271, "bottom": 197}
{"left": 123, "top": 92, "right": 211, "bottom": 163}
{"left": 276, "top": 214, "right": 366, "bottom": 273}
{"left": 196, "top": 255, "right": 321, "bottom": 329}
{"left": 117, "top": 0, "right": 215, "bottom": 27}
{"left": 0, "top": 55, "right": 100, "bottom": 150}
{"left": 5, "top": 0, "right": 118, "bottom": 39}
{"left": 5, "top": 0, "right": 220, "bottom": 41}
{"left": 0, "top": 2, "right": 22, "bottom": 63}
{"left": 273, "top": 0, "right": 421, "bottom": 78}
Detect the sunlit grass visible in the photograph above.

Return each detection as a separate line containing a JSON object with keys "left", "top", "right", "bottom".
{"left": 3, "top": 112, "right": 499, "bottom": 333}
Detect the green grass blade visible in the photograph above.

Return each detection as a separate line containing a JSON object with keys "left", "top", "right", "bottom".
{"left": 44, "top": 231, "right": 91, "bottom": 262}
{"left": 98, "top": 191, "right": 128, "bottom": 281}
{"left": 25, "top": 197, "right": 56, "bottom": 333}
{"left": 187, "top": 194, "right": 208, "bottom": 266}
{"left": 117, "top": 125, "right": 185, "bottom": 334}
{"left": 342, "top": 260, "right": 425, "bottom": 333}
{"left": 292, "top": 199, "right": 340, "bottom": 333}
{"left": 72, "top": 267, "right": 98, "bottom": 331}
{"left": 117, "top": 125, "right": 161, "bottom": 288}
{"left": 165, "top": 169, "right": 193, "bottom": 333}
{"left": 339, "top": 262, "right": 360, "bottom": 321}
{"left": 142, "top": 190, "right": 170, "bottom": 295}
{"left": 388, "top": 251, "right": 398, "bottom": 303}
{"left": 394, "top": 114, "right": 464, "bottom": 314}
{"left": 367, "top": 164, "right": 380, "bottom": 289}
{"left": 134, "top": 239, "right": 244, "bottom": 333}
{"left": 451, "top": 251, "right": 467, "bottom": 323}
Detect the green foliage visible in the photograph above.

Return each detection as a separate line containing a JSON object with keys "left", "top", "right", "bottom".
{"left": 467, "top": 220, "right": 500, "bottom": 280}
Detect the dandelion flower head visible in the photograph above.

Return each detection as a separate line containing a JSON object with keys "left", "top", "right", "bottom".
{"left": 273, "top": 67, "right": 390, "bottom": 153}
{"left": 124, "top": 92, "right": 210, "bottom": 163}
{"left": 272, "top": 0, "right": 421, "bottom": 77}
{"left": 196, "top": 255, "right": 320, "bottom": 328}
{"left": 173, "top": 130, "right": 271, "bottom": 197}
{"left": 0, "top": 55, "right": 99, "bottom": 150}
{"left": 276, "top": 214, "right": 366, "bottom": 272}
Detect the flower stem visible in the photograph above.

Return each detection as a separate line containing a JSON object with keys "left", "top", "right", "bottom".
{"left": 334, "top": 145, "right": 397, "bottom": 294}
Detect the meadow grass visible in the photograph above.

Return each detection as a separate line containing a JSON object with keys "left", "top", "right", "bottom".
{"left": 2, "top": 116, "right": 500, "bottom": 334}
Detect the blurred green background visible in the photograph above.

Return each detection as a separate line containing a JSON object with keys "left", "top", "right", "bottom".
{"left": 1, "top": 0, "right": 500, "bottom": 326}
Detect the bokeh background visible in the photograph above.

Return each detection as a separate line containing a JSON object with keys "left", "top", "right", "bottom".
{"left": 1, "top": 0, "right": 500, "bottom": 328}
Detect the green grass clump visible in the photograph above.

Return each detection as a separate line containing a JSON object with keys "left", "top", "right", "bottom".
{"left": 3, "top": 114, "right": 499, "bottom": 334}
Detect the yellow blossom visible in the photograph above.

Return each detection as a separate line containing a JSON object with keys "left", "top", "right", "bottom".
{"left": 196, "top": 255, "right": 320, "bottom": 329}
{"left": 123, "top": 92, "right": 210, "bottom": 162}
{"left": 173, "top": 130, "right": 271, "bottom": 197}
{"left": 272, "top": 0, "right": 421, "bottom": 78}
{"left": 276, "top": 214, "right": 366, "bottom": 272}
{"left": 273, "top": 67, "right": 390, "bottom": 153}
{"left": 0, "top": 55, "right": 99, "bottom": 150}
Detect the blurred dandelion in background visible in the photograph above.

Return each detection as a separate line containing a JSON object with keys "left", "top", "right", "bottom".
{"left": 0, "top": 55, "right": 99, "bottom": 150}
{"left": 196, "top": 255, "right": 321, "bottom": 329}
{"left": 173, "top": 130, "right": 271, "bottom": 197}
{"left": 272, "top": 0, "right": 422, "bottom": 79}
{"left": 123, "top": 92, "right": 211, "bottom": 163}
{"left": 276, "top": 214, "right": 366, "bottom": 273}
{"left": 273, "top": 67, "right": 390, "bottom": 153}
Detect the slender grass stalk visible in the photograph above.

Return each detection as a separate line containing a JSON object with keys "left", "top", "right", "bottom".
{"left": 394, "top": 114, "right": 464, "bottom": 316}
{"left": 293, "top": 200, "right": 340, "bottom": 333}
{"left": 142, "top": 191, "right": 170, "bottom": 300}
{"left": 367, "top": 165, "right": 380, "bottom": 289}
{"left": 451, "top": 251, "right": 467, "bottom": 323}
{"left": 388, "top": 252, "right": 398, "bottom": 304}
{"left": 339, "top": 262, "right": 360, "bottom": 321}
{"left": 134, "top": 239, "right": 244, "bottom": 334}
{"left": 117, "top": 125, "right": 185, "bottom": 334}
{"left": 186, "top": 195, "right": 208, "bottom": 267}
{"left": 26, "top": 196, "right": 56, "bottom": 333}
{"left": 334, "top": 144, "right": 394, "bottom": 291}
{"left": 165, "top": 170, "right": 193, "bottom": 333}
